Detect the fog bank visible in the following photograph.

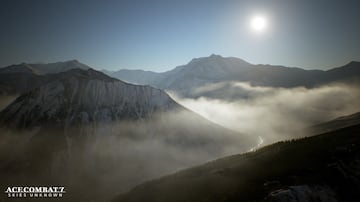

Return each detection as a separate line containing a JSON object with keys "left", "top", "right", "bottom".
{"left": 170, "top": 82, "right": 360, "bottom": 143}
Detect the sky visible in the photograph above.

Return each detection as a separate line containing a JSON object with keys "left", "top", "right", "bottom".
{"left": 0, "top": 0, "right": 359, "bottom": 71}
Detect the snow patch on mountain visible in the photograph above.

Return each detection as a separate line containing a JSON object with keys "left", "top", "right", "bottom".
{"left": 0, "top": 69, "right": 180, "bottom": 128}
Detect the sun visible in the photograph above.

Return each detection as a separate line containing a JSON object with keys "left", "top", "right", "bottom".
{"left": 251, "top": 15, "right": 267, "bottom": 33}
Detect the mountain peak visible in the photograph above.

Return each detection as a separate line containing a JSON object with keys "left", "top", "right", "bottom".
{"left": 0, "top": 68, "right": 180, "bottom": 128}
{"left": 0, "top": 62, "right": 39, "bottom": 74}
{"left": 55, "top": 59, "right": 89, "bottom": 68}
{"left": 186, "top": 54, "right": 250, "bottom": 67}
{"left": 327, "top": 60, "right": 360, "bottom": 73}
{"left": 35, "top": 60, "right": 92, "bottom": 75}
{"left": 63, "top": 59, "right": 82, "bottom": 65}
{"left": 56, "top": 68, "right": 118, "bottom": 83}
{"left": 346, "top": 61, "right": 360, "bottom": 66}
{"left": 209, "top": 54, "right": 223, "bottom": 58}
{"left": 188, "top": 54, "right": 225, "bottom": 65}
{"left": 0, "top": 60, "right": 92, "bottom": 76}
{"left": 69, "top": 59, "right": 79, "bottom": 63}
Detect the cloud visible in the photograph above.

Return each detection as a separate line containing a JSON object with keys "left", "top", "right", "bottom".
{"left": 1, "top": 82, "right": 359, "bottom": 201}
{"left": 0, "top": 108, "right": 256, "bottom": 201}
{"left": 169, "top": 82, "right": 360, "bottom": 144}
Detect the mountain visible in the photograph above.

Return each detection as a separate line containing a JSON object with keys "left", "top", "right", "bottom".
{"left": 3, "top": 57, "right": 359, "bottom": 98}
{"left": 0, "top": 68, "right": 180, "bottom": 129}
{"left": 0, "top": 68, "right": 256, "bottom": 201}
{"left": 106, "top": 55, "right": 360, "bottom": 97}
{"left": 113, "top": 123, "right": 360, "bottom": 202}
{"left": 0, "top": 59, "right": 90, "bottom": 75}
{"left": 0, "top": 60, "right": 90, "bottom": 96}
{"left": 0, "top": 68, "right": 254, "bottom": 152}
{"left": 105, "top": 54, "right": 256, "bottom": 96}
{"left": 152, "top": 54, "right": 255, "bottom": 96}
{"left": 326, "top": 61, "right": 360, "bottom": 81}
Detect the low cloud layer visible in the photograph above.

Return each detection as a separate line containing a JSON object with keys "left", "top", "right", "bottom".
{"left": 170, "top": 82, "right": 360, "bottom": 144}
{"left": 0, "top": 109, "right": 255, "bottom": 202}
{"left": 1, "top": 82, "right": 359, "bottom": 201}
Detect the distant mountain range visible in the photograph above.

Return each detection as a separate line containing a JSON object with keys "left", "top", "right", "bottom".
{"left": 105, "top": 54, "right": 360, "bottom": 97}
{"left": 2, "top": 55, "right": 359, "bottom": 98}
{"left": 1, "top": 56, "right": 359, "bottom": 201}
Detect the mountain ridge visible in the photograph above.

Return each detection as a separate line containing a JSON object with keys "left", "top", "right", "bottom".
{"left": 0, "top": 60, "right": 93, "bottom": 96}
{"left": 0, "top": 60, "right": 90, "bottom": 75}
{"left": 0, "top": 68, "right": 180, "bottom": 129}
{"left": 104, "top": 55, "right": 360, "bottom": 97}
{"left": 1, "top": 56, "right": 359, "bottom": 97}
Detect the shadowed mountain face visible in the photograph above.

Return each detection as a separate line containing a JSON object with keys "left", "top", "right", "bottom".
{"left": 0, "top": 60, "right": 90, "bottom": 96}
{"left": 113, "top": 123, "right": 360, "bottom": 202}
{"left": 0, "top": 68, "right": 256, "bottom": 202}
{"left": 0, "top": 60, "right": 90, "bottom": 75}
{"left": 105, "top": 55, "right": 360, "bottom": 97}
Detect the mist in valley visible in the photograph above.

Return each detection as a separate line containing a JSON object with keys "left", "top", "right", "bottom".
{"left": 0, "top": 82, "right": 359, "bottom": 201}
{"left": 0, "top": 108, "right": 255, "bottom": 202}
{"left": 170, "top": 82, "right": 360, "bottom": 144}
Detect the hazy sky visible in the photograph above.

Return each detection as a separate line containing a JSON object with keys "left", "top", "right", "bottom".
{"left": 1, "top": 0, "right": 359, "bottom": 71}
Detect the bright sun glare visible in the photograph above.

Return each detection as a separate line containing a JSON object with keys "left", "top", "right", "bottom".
{"left": 251, "top": 15, "right": 267, "bottom": 33}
